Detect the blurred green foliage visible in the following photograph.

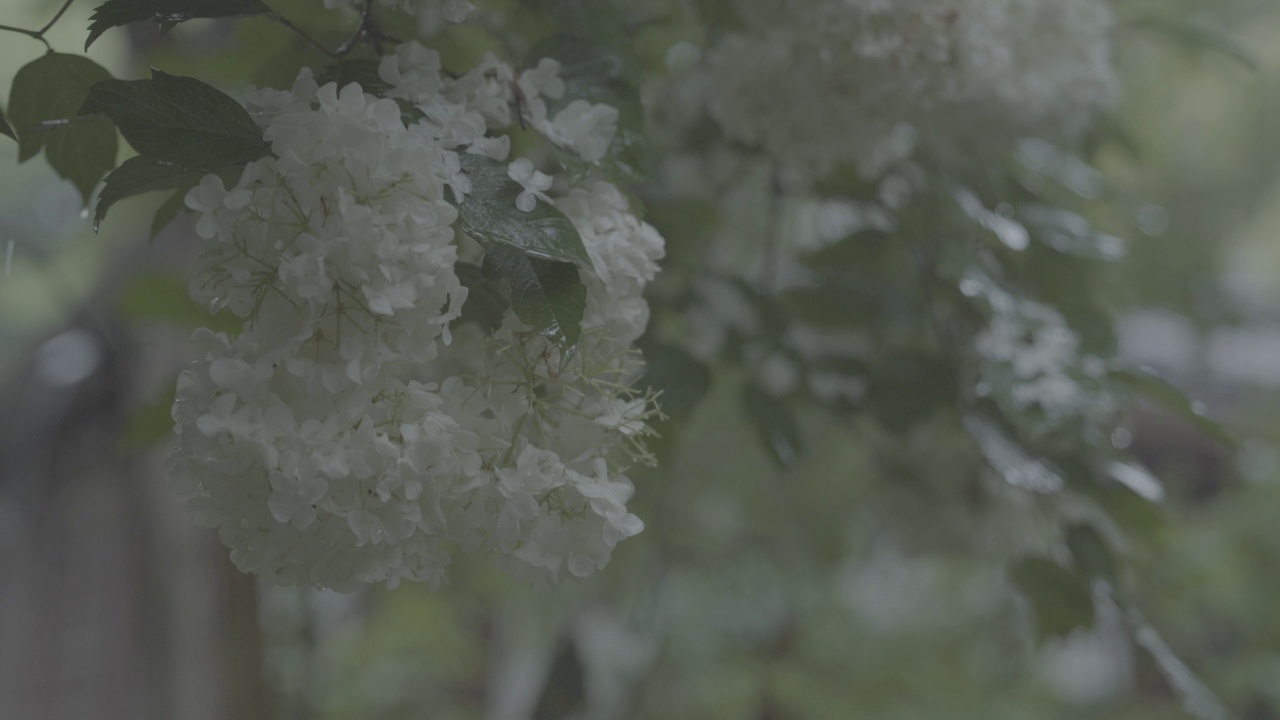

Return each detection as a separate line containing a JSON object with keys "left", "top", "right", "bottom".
{"left": 3, "top": 0, "right": 1280, "bottom": 719}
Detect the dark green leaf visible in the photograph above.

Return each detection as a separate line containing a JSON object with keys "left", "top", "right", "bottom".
{"left": 316, "top": 59, "right": 393, "bottom": 95}
{"left": 86, "top": 0, "right": 272, "bottom": 50}
{"left": 94, "top": 155, "right": 206, "bottom": 229}
{"left": 394, "top": 98, "right": 425, "bottom": 125}
{"left": 9, "top": 53, "right": 118, "bottom": 203}
{"left": 456, "top": 154, "right": 592, "bottom": 268}
{"left": 45, "top": 117, "right": 119, "bottom": 205}
{"left": 743, "top": 384, "right": 802, "bottom": 468}
{"left": 803, "top": 229, "right": 892, "bottom": 269}
{"left": 1009, "top": 556, "right": 1095, "bottom": 641}
{"left": 0, "top": 108, "right": 14, "bottom": 142}
{"left": 1111, "top": 369, "right": 1237, "bottom": 449}
{"left": 779, "top": 271, "right": 892, "bottom": 328}
{"left": 866, "top": 350, "right": 956, "bottom": 433}
{"left": 454, "top": 261, "right": 509, "bottom": 334}
{"left": 482, "top": 244, "right": 586, "bottom": 352}
{"left": 150, "top": 188, "right": 190, "bottom": 240}
{"left": 638, "top": 341, "right": 711, "bottom": 417}
{"left": 1061, "top": 456, "right": 1166, "bottom": 541}
{"left": 1066, "top": 523, "right": 1118, "bottom": 585}
{"left": 80, "top": 69, "right": 270, "bottom": 171}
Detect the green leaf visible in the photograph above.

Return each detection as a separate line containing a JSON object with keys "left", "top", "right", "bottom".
{"left": 394, "top": 98, "right": 426, "bottom": 125}
{"left": 1065, "top": 523, "right": 1117, "bottom": 585}
{"left": 638, "top": 341, "right": 711, "bottom": 417}
{"left": 1111, "top": 369, "right": 1237, "bottom": 449}
{"left": 455, "top": 153, "right": 592, "bottom": 268}
{"left": 86, "top": 0, "right": 272, "bottom": 50}
{"left": 9, "top": 53, "right": 118, "bottom": 203}
{"left": 80, "top": 69, "right": 270, "bottom": 171}
{"left": 779, "top": 270, "right": 893, "bottom": 328}
{"left": 1061, "top": 456, "right": 1166, "bottom": 541}
{"left": 45, "top": 117, "right": 120, "bottom": 206}
{"left": 866, "top": 350, "right": 956, "bottom": 433}
{"left": 453, "top": 261, "right": 509, "bottom": 334}
{"left": 150, "top": 188, "right": 190, "bottom": 240}
{"left": 94, "top": 155, "right": 207, "bottom": 229}
{"left": 1009, "top": 556, "right": 1095, "bottom": 641}
{"left": 482, "top": 244, "right": 586, "bottom": 352}
{"left": 743, "top": 384, "right": 802, "bottom": 468}
{"left": 0, "top": 108, "right": 14, "bottom": 142}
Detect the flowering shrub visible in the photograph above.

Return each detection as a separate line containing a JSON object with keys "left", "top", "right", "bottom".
{"left": 0, "top": 0, "right": 1250, "bottom": 715}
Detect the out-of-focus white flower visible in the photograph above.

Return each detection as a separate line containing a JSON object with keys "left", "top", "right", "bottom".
{"left": 969, "top": 272, "right": 1114, "bottom": 436}
{"left": 700, "top": 0, "right": 1119, "bottom": 184}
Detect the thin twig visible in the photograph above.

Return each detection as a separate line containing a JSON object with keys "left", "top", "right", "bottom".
{"left": 38, "top": 0, "right": 75, "bottom": 35}
{"left": 334, "top": 0, "right": 375, "bottom": 56}
{"left": 268, "top": 13, "right": 339, "bottom": 59}
{"left": 335, "top": 0, "right": 402, "bottom": 57}
{"left": 0, "top": 25, "right": 49, "bottom": 50}
{"left": 0, "top": 0, "right": 75, "bottom": 51}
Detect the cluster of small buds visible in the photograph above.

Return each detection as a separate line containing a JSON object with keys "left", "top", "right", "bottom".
{"left": 169, "top": 42, "right": 661, "bottom": 591}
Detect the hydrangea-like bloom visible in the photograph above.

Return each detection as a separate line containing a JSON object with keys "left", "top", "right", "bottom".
{"left": 703, "top": 0, "right": 1119, "bottom": 184}
{"left": 170, "top": 45, "right": 660, "bottom": 591}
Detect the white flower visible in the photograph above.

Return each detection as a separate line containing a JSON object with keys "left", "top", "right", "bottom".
{"left": 594, "top": 397, "right": 648, "bottom": 436}
{"left": 441, "top": 0, "right": 476, "bottom": 23}
{"left": 507, "top": 157, "right": 553, "bottom": 212}
{"left": 518, "top": 58, "right": 565, "bottom": 107}
{"left": 970, "top": 274, "right": 1114, "bottom": 435}
{"left": 535, "top": 100, "right": 619, "bottom": 164}
{"left": 171, "top": 50, "right": 666, "bottom": 592}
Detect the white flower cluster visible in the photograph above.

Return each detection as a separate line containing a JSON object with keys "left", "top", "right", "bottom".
{"left": 169, "top": 44, "right": 662, "bottom": 591}
{"left": 703, "top": 0, "right": 1119, "bottom": 184}
{"left": 967, "top": 273, "right": 1112, "bottom": 437}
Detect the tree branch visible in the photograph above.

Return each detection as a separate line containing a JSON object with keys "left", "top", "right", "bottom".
{"left": 268, "top": 13, "right": 339, "bottom": 59}
{"left": 0, "top": 0, "right": 76, "bottom": 51}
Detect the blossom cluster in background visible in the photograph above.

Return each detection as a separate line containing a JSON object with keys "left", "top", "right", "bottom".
{"left": 701, "top": 0, "right": 1119, "bottom": 186}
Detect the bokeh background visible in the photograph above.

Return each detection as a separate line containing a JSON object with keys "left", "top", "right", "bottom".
{"left": 2, "top": 0, "right": 1280, "bottom": 718}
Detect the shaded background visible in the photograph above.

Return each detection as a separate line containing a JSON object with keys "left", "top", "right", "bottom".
{"left": 2, "top": 0, "right": 1280, "bottom": 718}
